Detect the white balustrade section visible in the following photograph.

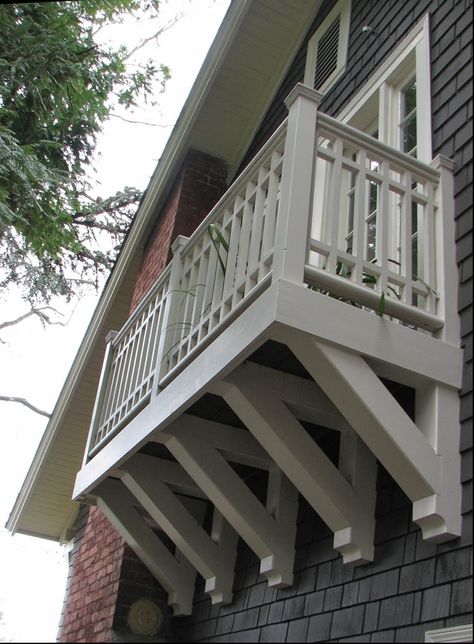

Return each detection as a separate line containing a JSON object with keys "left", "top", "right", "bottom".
{"left": 306, "top": 109, "right": 442, "bottom": 331}
{"left": 157, "top": 125, "right": 286, "bottom": 385}
{"left": 87, "top": 84, "right": 453, "bottom": 458}
{"left": 88, "top": 267, "right": 172, "bottom": 455}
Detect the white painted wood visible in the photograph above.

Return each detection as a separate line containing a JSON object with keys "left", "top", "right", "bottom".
{"left": 73, "top": 284, "right": 278, "bottom": 499}
{"left": 121, "top": 455, "right": 238, "bottom": 605}
{"left": 273, "top": 84, "right": 322, "bottom": 283}
{"left": 413, "top": 383, "right": 462, "bottom": 541}
{"left": 164, "top": 432, "right": 298, "bottom": 587}
{"left": 84, "top": 330, "right": 118, "bottom": 465}
{"left": 95, "top": 478, "right": 196, "bottom": 615}
{"left": 219, "top": 376, "right": 375, "bottom": 564}
{"left": 425, "top": 624, "right": 473, "bottom": 643}
{"left": 272, "top": 280, "right": 463, "bottom": 389}
{"left": 211, "top": 361, "right": 347, "bottom": 432}
{"left": 288, "top": 335, "right": 462, "bottom": 543}
{"left": 116, "top": 455, "right": 206, "bottom": 499}
{"left": 288, "top": 335, "right": 440, "bottom": 503}
{"left": 158, "top": 414, "right": 272, "bottom": 470}
{"left": 431, "top": 155, "right": 460, "bottom": 345}
{"left": 154, "top": 235, "right": 189, "bottom": 387}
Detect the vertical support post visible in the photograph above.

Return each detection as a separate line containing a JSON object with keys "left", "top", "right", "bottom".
{"left": 430, "top": 155, "right": 459, "bottom": 345}
{"left": 272, "top": 83, "right": 323, "bottom": 284}
{"left": 83, "top": 329, "right": 118, "bottom": 465}
{"left": 153, "top": 235, "right": 188, "bottom": 391}
{"left": 413, "top": 382, "right": 462, "bottom": 541}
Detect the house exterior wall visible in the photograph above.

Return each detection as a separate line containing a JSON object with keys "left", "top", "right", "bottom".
{"left": 59, "top": 0, "right": 472, "bottom": 641}
{"left": 130, "top": 149, "right": 228, "bottom": 312}
{"left": 58, "top": 506, "right": 125, "bottom": 642}
{"left": 169, "top": 0, "right": 473, "bottom": 641}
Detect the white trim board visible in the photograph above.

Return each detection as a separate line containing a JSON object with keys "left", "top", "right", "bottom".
{"left": 425, "top": 625, "right": 473, "bottom": 643}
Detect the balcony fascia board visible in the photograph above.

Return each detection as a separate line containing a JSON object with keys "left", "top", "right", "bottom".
{"left": 272, "top": 279, "right": 463, "bottom": 390}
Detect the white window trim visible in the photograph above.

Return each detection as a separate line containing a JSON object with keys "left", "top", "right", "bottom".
{"left": 304, "top": 0, "right": 351, "bottom": 94}
{"left": 337, "top": 13, "right": 432, "bottom": 161}
{"left": 425, "top": 624, "right": 473, "bottom": 643}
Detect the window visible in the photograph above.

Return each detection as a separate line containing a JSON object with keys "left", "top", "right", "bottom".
{"left": 304, "top": 0, "right": 351, "bottom": 93}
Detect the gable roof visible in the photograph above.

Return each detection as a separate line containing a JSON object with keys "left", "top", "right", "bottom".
{"left": 7, "top": 0, "right": 323, "bottom": 541}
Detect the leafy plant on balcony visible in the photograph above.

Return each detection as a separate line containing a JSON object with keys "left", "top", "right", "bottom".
{"left": 159, "top": 223, "right": 230, "bottom": 365}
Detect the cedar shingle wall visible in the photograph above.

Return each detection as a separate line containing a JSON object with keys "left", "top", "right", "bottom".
{"left": 174, "top": 1, "right": 473, "bottom": 641}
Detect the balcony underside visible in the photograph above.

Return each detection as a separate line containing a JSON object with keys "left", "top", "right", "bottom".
{"left": 74, "top": 278, "right": 463, "bottom": 615}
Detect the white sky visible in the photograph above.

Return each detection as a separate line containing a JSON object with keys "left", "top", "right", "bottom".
{"left": 0, "top": 1, "right": 230, "bottom": 641}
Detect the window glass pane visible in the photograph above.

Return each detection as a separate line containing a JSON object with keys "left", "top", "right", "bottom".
{"left": 403, "top": 113, "right": 417, "bottom": 154}
{"left": 402, "top": 78, "right": 416, "bottom": 116}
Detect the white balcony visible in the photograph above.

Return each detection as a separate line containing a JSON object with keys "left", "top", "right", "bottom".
{"left": 75, "top": 84, "right": 463, "bottom": 615}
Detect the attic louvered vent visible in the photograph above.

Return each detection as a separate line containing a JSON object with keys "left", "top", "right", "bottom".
{"left": 314, "top": 16, "right": 340, "bottom": 89}
{"left": 304, "top": 0, "right": 351, "bottom": 93}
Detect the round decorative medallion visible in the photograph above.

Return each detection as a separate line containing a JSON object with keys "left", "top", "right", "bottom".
{"left": 127, "top": 598, "right": 163, "bottom": 636}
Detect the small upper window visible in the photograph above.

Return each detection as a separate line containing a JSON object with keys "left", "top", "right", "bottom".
{"left": 304, "top": 0, "right": 351, "bottom": 93}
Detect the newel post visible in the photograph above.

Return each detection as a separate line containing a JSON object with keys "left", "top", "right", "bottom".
{"left": 430, "top": 155, "right": 460, "bottom": 346}
{"left": 83, "top": 329, "right": 118, "bottom": 465}
{"left": 272, "top": 83, "right": 323, "bottom": 284}
{"left": 153, "top": 235, "right": 188, "bottom": 392}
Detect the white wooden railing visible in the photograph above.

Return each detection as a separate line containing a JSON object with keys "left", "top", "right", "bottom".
{"left": 86, "top": 84, "right": 455, "bottom": 457}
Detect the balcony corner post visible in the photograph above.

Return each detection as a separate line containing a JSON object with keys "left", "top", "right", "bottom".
{"left": 82, "top": 329, "right": 118, "bottom": 464}
{"left": 430, "top": 155, "right": 459, "bottom": 346}
{"left": 272, "top": 83, "right": 323, "bottom": 285}
{"left": 153, "top": 235, "right": 189, "bottom": 392}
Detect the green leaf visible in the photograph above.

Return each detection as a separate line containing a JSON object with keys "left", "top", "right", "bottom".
{"left": 377, "top": 291, "right": 386, "bottom": 317}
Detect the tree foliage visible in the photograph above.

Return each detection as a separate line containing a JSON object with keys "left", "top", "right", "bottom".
{"left": 0, "top": 1, "right": 172, "bottom": 304}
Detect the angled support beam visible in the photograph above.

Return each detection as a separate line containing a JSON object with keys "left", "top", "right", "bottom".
{"left": 95, "top": 478, "right": 196, "bottom": 615}
{"left": 210, "top": 361, "right": 348, "bottom": 431}
{"left": 163, "top": 430, "right": 298, "bottom": 587}
{"left": 121, "top": 454, "right": 238, "bottom": 605}
{"left": 219, "top": 374, "right": 376, "bottom": 564}
{"left": 157, "top": 414, "right": 272, "bottom": 470}
{"left": 116, "top": 456, "right": 207, "bottom": 499}
{"left": 289, "top": 335, "right": 460, "bottom": 540}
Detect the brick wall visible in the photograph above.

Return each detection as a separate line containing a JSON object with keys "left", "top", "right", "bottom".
{"left": 58, "top": 506, "right": 125, "bottom": 642}
{"left": 130, "top": 149, "right": 228, "bottom": 312}
{"left": 58, "top": 507, "right": 174, "bottom": 643}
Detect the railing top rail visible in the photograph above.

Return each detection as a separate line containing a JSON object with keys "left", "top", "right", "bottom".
{"left": 317, "top": 112, "right": 440, "bottom": 184}
{"left": 179, "top": 119, "right": 288, "bottom": 258}
{"left": 111, "top": 263, "right": 172, "bottom": 348}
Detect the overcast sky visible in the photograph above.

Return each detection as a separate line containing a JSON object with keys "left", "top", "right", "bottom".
{"left": 0, "top": 2, "right": 230, "bottom": 640}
